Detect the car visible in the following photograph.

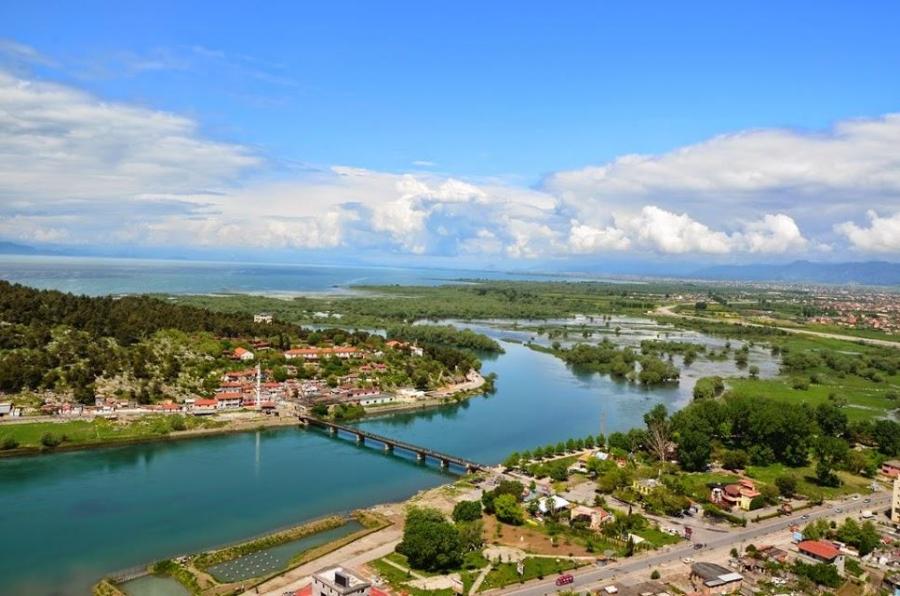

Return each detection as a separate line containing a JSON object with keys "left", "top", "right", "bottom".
{"left": 555, "top": 574, "right": 574, "bottom": 586}
{"left": 836, "top": 507, "right": 843, "bottom": 513}
{"left": 693, "top": 543, "right": 705, "bottom": 550}
{"left": 682, "top": 557, "right": 694, "bottom": 564}
{"left": 801, "top": 514, "right": 810, "bottom": 520}
{"left": 851, "top": 495, "right": 860, "bottom": 501}
{"left": 864, "top": 498, "right": 871, "bottom": 503}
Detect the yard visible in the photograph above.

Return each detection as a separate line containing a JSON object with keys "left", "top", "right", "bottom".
{"left": 478, "top": 557, "right": 583, "bottom": 592}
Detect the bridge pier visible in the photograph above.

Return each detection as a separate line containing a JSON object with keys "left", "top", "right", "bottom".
{"left": 329, "top": 426, "right": 337, "bottom": 436}
{"left": 416, "top": 452, "right": 425, "bottom": 463}
{"left": 440, "top": 459, "right": 449, "bottom": 470}
{"left": 383, "top": 442, "right": 393, "bottom": 453}
{"left": 355, "top": 433, "right": 364, "bottom": 444}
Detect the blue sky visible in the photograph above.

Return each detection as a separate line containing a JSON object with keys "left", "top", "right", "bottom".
{"left": 1, "top": 1, "right": 900, "bottom": 267}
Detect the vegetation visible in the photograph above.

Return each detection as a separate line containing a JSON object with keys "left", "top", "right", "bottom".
{"left": 386, "top": 324, "right": 503, "bottom": 353}
{"left": 150, "top": 559, "right": 202, "bottom": 594}
{"left": 396, "top": 507, "right": 465, "bottom": 572}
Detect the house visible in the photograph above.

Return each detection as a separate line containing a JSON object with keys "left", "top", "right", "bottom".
{"left": 233, "top": 347, "right": 254, "bottom": 361}
{"left": 710, "top": 479, "right": 760, "bottom": 511}
{"left": 882, "top": 460, "right": 900, "bottom": 478}
{"left": 756, "top": 545, "right": 790, "bottom": 564}
{"left": 215, "top": 393, "right": 243, "bottom": 410}
{"left": 192, "top": 399, "right": 217, "bottom": 414}
{"left": 632, "top": 478, "right": 659, "bottom": 496}
{"left": 689, "top": 562, "right": 743, "bottom": 594}
{"left": 797, "top": 540, "right": 845, "bottom": 575}
{"left": 253, "top": 313, "right": 273, "bottom": 324}
{"left": 331, "top": 346, "right": 360, "bottom": 359}
{"left": 311, "top": 567, "right": 370, "bottom": 596}
{"left": 285, "top": 348, "right": 322, "bottom": 361}
{"left": 570, "top": 505, "right": 613, "bottom": 530}
{"left": 537, "top": 495, "right": 571, "bottom": 516}
{"left": 156, "top": 403, "right": 181, "bottom": 413}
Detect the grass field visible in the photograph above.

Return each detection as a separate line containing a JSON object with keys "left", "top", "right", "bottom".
{"left": 745, "top": 463, "right": 872, "bottom": 499}
{"left": 0, "top": 415, "right": 224, "bottom": 450}
{"left": 727, "top": 377, "right": 898, "bottom": 421}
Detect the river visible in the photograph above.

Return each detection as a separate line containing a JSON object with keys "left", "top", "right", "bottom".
{"left": 0, "top": 320, "right": 776, "bottom": 595}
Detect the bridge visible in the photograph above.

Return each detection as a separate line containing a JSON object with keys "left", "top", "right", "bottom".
{"left": 299, "top": 415, "right": 487, "bottom": 473}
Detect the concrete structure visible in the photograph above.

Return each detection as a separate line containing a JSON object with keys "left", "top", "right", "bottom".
{"left": 796, "top": 539, "right": 845, "bottom": 575}
{"left": 299, "top": 415, "right": 486, "bottom": 472}
{"left": 892, "top": 476, "right": 900, "bottom": 524}
{"left": 215, "top": 393, "right": 243, "bottom": 409}
{"left": 689, "top": 562, "right": 743, "bottom": 594}
{"left": 311, "top": 566, "right": 370, "bottom": 596}
{"left": 253, "top": 313, "right": 273, "bottom": 324}
{"left": 632, "top": 478, "right": 659, "bottom": 496}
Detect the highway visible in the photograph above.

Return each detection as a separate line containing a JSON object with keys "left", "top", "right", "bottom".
{"left": 499, "top": 491, "right": 892, "bottom": 596}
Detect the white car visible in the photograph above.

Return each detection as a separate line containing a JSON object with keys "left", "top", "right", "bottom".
{"left": 682, "top": 557, "right": 694, "bottom": 564}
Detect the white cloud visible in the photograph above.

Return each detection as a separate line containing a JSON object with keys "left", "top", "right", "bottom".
{"left": 1, "top": 64, "right": 897, "bottom": 260}
{"left": 836, "top": 210, "right": 900, "bottom": 253}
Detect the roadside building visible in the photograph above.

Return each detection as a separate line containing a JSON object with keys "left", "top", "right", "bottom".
{"left": 358, "top": 394, "right": 396, "bottom": 407}
{"left": 537, "top": 495, "right": 571, "bottom": 516}
{"left": 710, "top": 479, "right": 760, "bottom": 511}
{"left": 0, "top": 402, "right": 20, "bottom": 418}
{"left": 253, "top": 313, "right": 273, "bottom": 324}
{"left": 570, "top": 505, "right": 613, "bottom": 530}
{"left": 311, "top": 567, "right": 370, "bottom": 596}
{"left": 215, "top": 393, "right": 243, "bottom": 410}
{"left": 689, "top": 562, "right": 743, "bottom": 594}
{"left": 892, "top": 476, "right": 900, "bottom": 524}
{"left": 796, "top": 539, "right": 845, "bottom": 575}
{"left": 192, "top": 399, "right": 217, "bottom": 414}
{"left": 884, "top": 460, "right": 900, "bottom": 479}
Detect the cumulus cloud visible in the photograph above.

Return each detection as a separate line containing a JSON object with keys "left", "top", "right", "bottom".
{"left": 836, "top": 210, "right": 900, "bottom": 253}
{"left": 1, "top": 64, "right": 898, "bottom": 260}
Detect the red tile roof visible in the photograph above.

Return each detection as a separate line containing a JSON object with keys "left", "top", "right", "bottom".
{"left": 798, "top": 540, "right": 840, "bottom": 560}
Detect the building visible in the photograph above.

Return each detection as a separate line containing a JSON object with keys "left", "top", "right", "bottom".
{"left": 311, "top": 567, "right": 370, "bottom": 596}
{"left": 192, "top": 399, "right": 217, "bottom": 414}
{"left": 570, "top": 505, "right": 613, "bottom": 530}
{"left": 689, "top": 562, "right": 743, "bottom": 594}
{"left": 0, "top": 402, "right": 21, "bottom": 418}
{"left": 632, "top": 478, "right": 659, "bottom": 496}
{"left": 796, "top": 540, "right": 845, "bottom": 575}
{"left": 215, "top": 393, "right": 243, "bottom": 410}
{"left": 233, "top": 347, "right": 254, "bottom": 361}
{"left": 892, "top": 476, "right": 900, "bottom": 524}
{"left": 253, "top": 313, "right": 273, "bottom": 324}
{"left": 882, "top": 459, "right": 900, "bottom": 478}
{"left": 710, "top": 479, "right": 760, "bottom": 511}
{"left": 358, "top": 394, "right": 397, "bottom": 407}
{"left": 537, "top": 495, "right": 571, "bottom": 515}
{"left": 883, "top": 573, "right": 900, "bottom": 596}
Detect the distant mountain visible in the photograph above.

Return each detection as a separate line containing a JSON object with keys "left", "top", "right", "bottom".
{"left": 693, "top": 260, "right": 900, "bottom": 285}
{"left": 0, "top": 241, "right": 39, "bottom": 255}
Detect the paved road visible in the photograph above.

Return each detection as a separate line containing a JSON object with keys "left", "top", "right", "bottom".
{"left": 499, "top": 492, "right": 891, "bottom": 596}
{"left": 653, "top": 304, "right": 900, "bottom": 349}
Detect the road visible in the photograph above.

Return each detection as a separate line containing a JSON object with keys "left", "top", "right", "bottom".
{"left": 498, "top": 492, "right": 891, "bottom": 596}
{"left": 653, "top": 304, "right": 900, "bottom": 349}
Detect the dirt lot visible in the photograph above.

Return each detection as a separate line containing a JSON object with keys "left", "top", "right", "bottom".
{"left": 482, "top": 516, "right": 595, "bottom": 557}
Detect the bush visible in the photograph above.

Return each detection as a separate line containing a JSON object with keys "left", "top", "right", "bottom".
{"left": 40, "top": 432, "right": 62, "bottom": 448}
{"left": 494, "top": 494, "right": 525, "bottom": 525}
{"left": 452, "top": 500, "right": 483, "bottom": 523}
{"left": 0, "top": 436, "right": 19, "bottom": 450}
{"left": 650, "top": 569, "right": 660, "bottom": 580}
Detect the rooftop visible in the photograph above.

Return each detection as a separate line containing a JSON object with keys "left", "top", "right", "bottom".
{"left": 798, "top": 540, "right": 841, "bottom": 560}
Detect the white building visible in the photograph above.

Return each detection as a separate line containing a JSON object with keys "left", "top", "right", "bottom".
{"left": 233, "top": 347, "right": 255, "bottom": 361}
{"left": 311, "top": 567, "right": 370, "bottom": 596}
{"left": 892, "top": 476, "right": 900, "bottom": 524}
{"left": 254, "top": 313, "right": 273, "bottom": 324}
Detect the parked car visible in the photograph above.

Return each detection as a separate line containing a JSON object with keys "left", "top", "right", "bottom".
{"left": 693, "top": 543, "right": 705, "bottom": 550}
{"left": 556, "top": 574, "right": 574, "bottom": 586}
{"left": 682, "top": 557, "right": 694, "bottom": 564}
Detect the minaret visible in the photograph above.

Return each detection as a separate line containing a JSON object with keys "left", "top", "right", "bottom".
{"left": 256, "top": 363, "right": 262, "bottom": 409}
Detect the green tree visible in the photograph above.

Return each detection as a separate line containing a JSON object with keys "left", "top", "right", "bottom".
{"left": 452, "top": 500, "right": 483, "bottom": 523}
{"left": 494, "top": 494, "right": 525, "bottom": 525}
{"left": 397, "top": 507, "right": 464, "bottom": 571}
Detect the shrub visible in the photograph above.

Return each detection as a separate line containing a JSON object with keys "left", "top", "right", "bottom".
{"left": 0, "top": 436, "right": 19, "bottom": 450}
{"left": 452, "top": 500, "right": 483, "bottom": 523}
{"left": 650, "top": 569, "right": 660, "bottom": 580}
{"left": 40, "top": 432, "right": 62, "bottom": 448}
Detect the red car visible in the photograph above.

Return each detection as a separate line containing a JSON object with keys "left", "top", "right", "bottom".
{"left": 555, "top": 574, "right": 574, "bottom": 586}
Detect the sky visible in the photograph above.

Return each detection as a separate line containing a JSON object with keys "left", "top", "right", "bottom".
{"left": 1, "top": 1, "right": 900, "bottom": 270}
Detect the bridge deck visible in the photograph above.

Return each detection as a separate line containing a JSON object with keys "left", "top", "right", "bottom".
{"left": 299, "top": 415, "right": 485, "bottom": 471}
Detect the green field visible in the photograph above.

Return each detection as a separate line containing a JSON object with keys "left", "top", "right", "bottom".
{"left": 479, "top": 557, "right": 582, "bottom": 592}
{"left": 0, "top": 415, "right": 224, "bottom": 451}
{"left": 745, "top": 463, "right": 872, "bottom": 498}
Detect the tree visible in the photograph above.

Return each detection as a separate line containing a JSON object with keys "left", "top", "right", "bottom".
{"left": 814, "top": 437, "right": 849, "bottom": 487}
{"left": 643, "top": 404, "right": 671, "bottom": 462}
{"left": 775, "top": 474, "right": 797, "bottom": 497}
{"left": 456, "top": 520, "right": 484, "bottom": 553}
{"left": 722, "top": 449, "right": 749, "bottom": 470}
{"left": 503, "top": 452, "right": 521, "bottom": 469}
{"left": 815, "top": 403, "right": 848, "bottom": 437}
{"left": 397, "top": 507, "right": 464, "bottom": 571}
{"left": 494, "top": 494, "right": 525, "bottom": 525}
{"left": 452, "top": 500, "right": 483, "bottom": 523}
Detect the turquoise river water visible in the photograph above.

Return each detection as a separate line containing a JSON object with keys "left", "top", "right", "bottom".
{"left": 0, "top": 317, "right": 775, "bottom": 595}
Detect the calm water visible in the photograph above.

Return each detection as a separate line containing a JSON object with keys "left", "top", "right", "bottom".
{"left": 0, "top": 332, "right": 774, "bottom": 595}
{"left": 0, "top": 255, "right": 584, "bottom": 296}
